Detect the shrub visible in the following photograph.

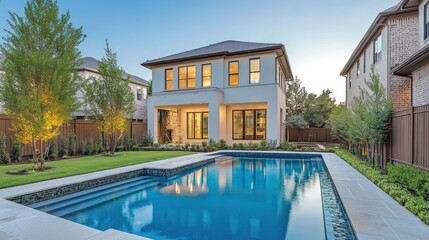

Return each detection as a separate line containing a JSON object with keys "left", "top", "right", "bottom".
{"left": 48, "top": 140, "right": 58, "bottom": 160}
{"left": 58, "top": 138, "right": 69, "bottom": 157}
{"left": 124, "top": 137, "right": 137, "bottom": 151}
{"left": 11, "top": 138, "right": 23, "bottom": 162}
{"left": 218, "top": 139, "right": 228, "bottom": 149}
{"left": 80, "top": 139, "right": 94, "bottom": 156}
{"left": 280, "top": 142, "right": 296, "bottom": 151}
{"left": 95, "top": 138, "right": 105, "bottom": 154}
{"left": 68, "top": 131, "right": 77, "bottom": 156}
{"left": 201, "top": 141, "right": 207, "bottom": 147}
{"left": 142, "top": 131, "right": 154, "bottom": 147}
{"left": 0, "top": 132, "right": 10, "bottom": 164}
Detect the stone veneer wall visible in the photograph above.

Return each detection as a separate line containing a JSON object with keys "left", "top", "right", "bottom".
{"left": 412, "top": 64, "right": 429, "bottom": 106}
{"left": 166, "top": 108, "right": 182, "bottom": 144}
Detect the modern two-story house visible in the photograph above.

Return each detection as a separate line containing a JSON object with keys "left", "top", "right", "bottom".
{"left": 142, "top": 40, "right": 293, "bottom": 145}
{"left": 76, "top": 57, "right": 149, "bottom": 121}
{"left": 340, "top": 0, "right": 420, "bottom": 110}
{"left": 393, "top": 0, "right": 429, "bottom": 107}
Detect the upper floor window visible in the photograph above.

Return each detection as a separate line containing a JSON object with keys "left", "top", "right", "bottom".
{"left": 356, "top": 59, "right": 360, "bottom": 77}
{"left": 348, "top": 72, "right": 352, "bottom": 88}
{"left": 179, "top": 66, "right": 196, "bottom": 89}
{"left": 249, "top": 58, "right": 260, "bottom": 84}
{"left": 373, "top": 34, "right": 382, "bottom": 63}
{"left": 165, "top": 69, "right": 173, "bottom": 90}
{"left": 136, "top": 87, "right": 142, "bottom": 100}
{"left": 363, "top": 52, "right": 366, "bottom": 73}
{"left": 229, "top": 61, "right": 239, "bottom": 86}
{"left": 425, "top": 3, "right": 429, "bottom": 40}
{"left": 202, "top": 64, "right": 211, "bottom": 87}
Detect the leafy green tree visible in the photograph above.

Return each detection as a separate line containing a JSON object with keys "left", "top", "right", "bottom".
{"left": 0, "top": 0, "right": 84, "bottom": 170}
{"left": 285, "top": 114, "right": 308, "bottom": 128}
{"left": 328, "top": 104, "right": 351, "bottom": 142}
{"left": 83, "top": 42, "right": 135, "bottom": 155}
{"left": 147, "top": 80, "right": 152, "bottom": 96}
{"left": 303, "top": 89, "right": 336, "bottom": 127}
{"left": 285, "top": 76, "right": 307, "bottom": 117}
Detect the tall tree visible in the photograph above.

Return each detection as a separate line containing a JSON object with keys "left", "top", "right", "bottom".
{"left": 83, "top": 42, "right": 135, "bottom": 155}
{"left": 0, "top": 0, "right": 84, "bottom": 170}
{"left": 303, "top": 89, "right": 336, "bottom": 127}
{"left": 285, "top": 76, "right": 307, "bottom": 117}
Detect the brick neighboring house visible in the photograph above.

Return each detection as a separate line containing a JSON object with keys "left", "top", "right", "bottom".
{"left": 393, "top": 0, "right": 429, "bottom": 107}
{"left": 340, "top": 0, "right": 420, "bottom": 111}
{"left": 0, "top": 54, "right": 149, "bottom": 121}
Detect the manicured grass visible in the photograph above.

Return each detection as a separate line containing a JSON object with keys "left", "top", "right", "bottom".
{"left": 0, "top": 151, "right": 194, "bottom": 189}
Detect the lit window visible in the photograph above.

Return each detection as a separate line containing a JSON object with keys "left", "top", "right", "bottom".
{"left": 233, "top": 109, "right": 266, "bottom": 140}
{"left": 250, "top": 58, "right": 260, "bottom": 84}
{"left": 373, "top": 34, "right": 382, "bottom": 63}
{"left": 165, "top": 69, "right": 173, "bottom": 90}
{"left": 202, "top": 64, "right": 211, "bottom": 87}
{"left": 229, "top": 61, "right": 239, "bottom": 86}
{"left": 179, "top": 66, "right": 196, "bottom": 89}
{"left": 187, "top": 112, "right": 208, "bottom": 139}
{"left": 136, "top": 87, "right": 142, "bottom": 100}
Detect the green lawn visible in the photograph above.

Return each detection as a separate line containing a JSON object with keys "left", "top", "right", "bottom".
{"left": 0, "top": 151, "right": 194, "bottom": 189}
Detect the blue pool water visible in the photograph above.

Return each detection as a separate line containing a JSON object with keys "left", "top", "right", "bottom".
{"left": 31, "top": 155, "right": 354, "bottom": 240}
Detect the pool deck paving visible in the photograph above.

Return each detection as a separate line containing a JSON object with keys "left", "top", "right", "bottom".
{"left": 0, "top": 151, "right": 428, "bottom": 239}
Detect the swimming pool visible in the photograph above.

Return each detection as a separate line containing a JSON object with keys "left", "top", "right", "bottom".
{"left": 30, "top": 154, "right": 355, "bottom": 240}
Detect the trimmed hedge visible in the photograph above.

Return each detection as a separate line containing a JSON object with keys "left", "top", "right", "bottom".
{"left": 335, "top": 149, "right": 429, "bottom": 224}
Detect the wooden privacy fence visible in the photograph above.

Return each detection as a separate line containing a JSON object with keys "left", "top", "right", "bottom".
{"left": 286, "top": 128, "right": 333, "bottom": 142}
{"left": 391, "top": 104, "right": 429, "bottom": 170}
{"left": 0, "top": 117, "right": 147, "bottom": 157}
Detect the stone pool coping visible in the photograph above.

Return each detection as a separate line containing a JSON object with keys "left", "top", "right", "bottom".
{"left": 0, "top": 151, "right": 428, "bottom": 239}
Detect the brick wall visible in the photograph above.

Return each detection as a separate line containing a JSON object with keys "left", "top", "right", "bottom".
{"left": 390, "top": 75, "right": 411, "bottom": 110}
{"left": 412, "top": 64, "right": 429, "bottom": 106}
{"left": 389, "top": 15, "right": 419, "bottom": 68}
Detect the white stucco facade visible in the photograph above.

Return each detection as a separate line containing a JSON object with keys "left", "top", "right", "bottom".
{"left": 145, "top": 47, "right": 291, "bottom": 145}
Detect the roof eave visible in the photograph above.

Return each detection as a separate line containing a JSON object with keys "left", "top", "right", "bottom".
{"left": 392, "top": 44, "right": 429, "bottom": 76}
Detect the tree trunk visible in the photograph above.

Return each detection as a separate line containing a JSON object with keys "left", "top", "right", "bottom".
{"left": 31, "top": 136, "right": 37, "bottom": 170}
{"left": 39, "top": 140, "right": 44, "bottom": 170}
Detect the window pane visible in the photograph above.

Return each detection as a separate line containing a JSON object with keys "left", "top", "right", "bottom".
{"left": 233, "top": 111, "right": 243, "bottom": 139}
{"left": 194, "top": 112, "right": 202, "bottom": 139}
{"left": 426, "top": 5, "right": 429, "bottom": 24}
{"left": 166, "top": 69, "right": 173, "bottom": 80}
{"left": 256, "top": 110, "right": 266, "bottom": 139}
{"left": 250, "top": 72, "right": 260, "bottom": 84}
{"left": 179, "top": 79, "right": 186, "bottom": 89}
{"left": 203, "top": 113, "right": 209, "bottom": 139}
{"left": 188, "top": 78, "right": 196, "bottom": 88}
{"left": 179, "top": 67, "right": 187, "bottom": 80}
{"left": 229, "top": 74, "right": 239, "bottom": 86}
{"left": 203, "top": 77, "right": 211, "bottom": 87}
{"left": 244, "top": 110, "right": 254, "bottom": 140}
{"left": 188, "top": 66, "right": 196, "bottom": 78}
{"left": 166, "top": 80, "right": 173, "bottom": 90}
{"left": 187, "top": 113, "right": 195, "bottom": 139}
{"left": 250, "top": 59, "right": 260, "bottom": 72}
{"left": 137, "top": 88, "right": 142, "bottom": 100}
{"left": 229, "top": 62, "right": 238, "bottom": 74}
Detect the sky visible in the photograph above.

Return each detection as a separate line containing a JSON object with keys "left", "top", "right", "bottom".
{"left": 0, "top": 0, "right": 400, "bottom": 103}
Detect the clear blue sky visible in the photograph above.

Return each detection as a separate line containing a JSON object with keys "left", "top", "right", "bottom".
{"left": 0, "top": 0, "right": 399, "bottom": 102}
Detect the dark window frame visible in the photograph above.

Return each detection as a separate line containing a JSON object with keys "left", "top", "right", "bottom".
{"left": 178, "top": 65, "right": 196, "bottom": 89}
{"left": 249, "top": 58, "right": 260, "bottom": 84}
{"left": 187, "top": 112, "right": 209, "bottom": 139}
{"left": 425, "top": 3, "right": 429, "bottom": 40}
{"left": 356, "top": 59, "right": 360, "bottom": 77}
{"left": 202, "top": 63, "right": 212, "bottom": 87}
{"left": 363, "top": 51, "right": 366, "bottom": 73}
{"left": 228, "top": 61, "right": 239, "bottom": 86}
{"left": 373, "top": 34, "right": 382, "bottom": 64}
{"left": 136, "top": 87, "right": 142, "bottom": 101}
{"left": 232, "top": 109, "right": 266, "bottom": 140}
{"left": 165, "top": 68, "right": 173, "bottom": 90}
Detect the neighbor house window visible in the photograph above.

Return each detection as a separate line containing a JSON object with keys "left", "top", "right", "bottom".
{"left": 233, "top": 109, "right": 266, "bottom": 140}
{"left": 363, "top": 52, "right": 366, "bottom": 73}
{"left": 349, "top": 72, "right": 352, "bottom": 88}
{"left": 179, "top": 66, "right": 196, "bottom": 89}
{"left": 136, "top": 87, "right": 142, "bottom": 100}
{"left": 202, "top": 64, "right": 211, "bottom": 87}
{"left": 425, "top": 3, "right": 429, "bottom": 40}
{"left": 373, "top": 34, "right": 382, "bottom": 63}
{"left": 356, "top": 59, "right": 360, "bottom": 77}
{"left": 187, "top": 112, "right": 208, "bottom": 139}
{"left": 229, "top": 61, "right": 239, "bottom": 86}
{"left": 249, "top": 58, "right": 260, "bottom": 84}
{"left": 165, "top": 69, "right": 173, "bottom": 90}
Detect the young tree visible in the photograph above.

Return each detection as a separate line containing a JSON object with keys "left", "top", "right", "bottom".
{"left": 328, "top": 104, "right": 351, "bottom": 142}
{"left": 147, "top": 80, "right": 152, "bottom": 96}
{"left": 303, "top": 89, "right": 336, "bottom": 127}
{"left": 83, "top": 42, "right": 135, "bottom": 155}
{"left": 285, "top": 76, "right": 308, "bottom": 117}
{"left": 0, "top": 0, "right": 84, "bottom": 170}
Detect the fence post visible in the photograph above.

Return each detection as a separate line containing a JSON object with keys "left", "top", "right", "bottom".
{"left": 411, "top": 107, "right": 414, "bottom": 166}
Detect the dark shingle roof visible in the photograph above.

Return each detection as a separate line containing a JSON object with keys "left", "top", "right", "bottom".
{"left": 78, "top": 57, "right": 149, "bottom": 86}
{"left": 142, "top": 40, "right": 284, "bottom": 67}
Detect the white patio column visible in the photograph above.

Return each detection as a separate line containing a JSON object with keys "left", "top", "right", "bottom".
{"left": 208, "top": 103, "right": 220, "bottom": 141}
{"left": 267, "top": 100, "right": 280, "bottom": 143}
{"left": 147, "top": 99, "right": 158, "bottom": 143}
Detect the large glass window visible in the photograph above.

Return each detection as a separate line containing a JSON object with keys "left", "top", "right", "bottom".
{"left": 165, "top": 69, "right": 173, "bottom": 90}
{"left": 425, "top": 3, "right": 429, "bottom": 40}
{"left": 373, "top": 34, "right": 382, "bottom": 64}
{"left": 202, "top": 64, "right": 211, "bottom": 87}
{"left": 249, "top": 58, "right": 260, "bottom": 84}
{"left": 179, "top": 66, "right": 196, "bottom": 89}
{"left": 233, "top": 109, "right": 266, "bottom": 140}
{"left": 187, "top": 112, "right": 208, "bottom": 139}
{"left": 229, "top": 61, "right": 239, "bottom": 86}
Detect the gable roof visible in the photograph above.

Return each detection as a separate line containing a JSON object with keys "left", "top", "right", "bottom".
{"left": 77, "top": 57, "right": 149, "bottom": 86}
{"left": 340, "top": 0, "right": 419, "bottom": 76}
{"left": 142, "top": 40, "right": 285, "bottom": 67}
